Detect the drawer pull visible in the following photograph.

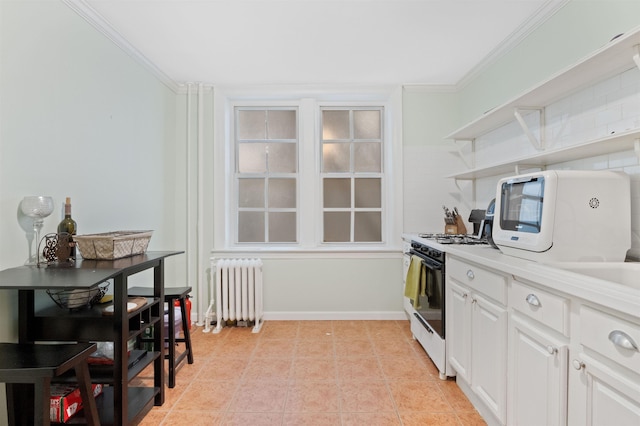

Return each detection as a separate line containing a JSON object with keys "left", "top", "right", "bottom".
{"left": 546, "top": 345, "right": 558, "bottom": 355}
{"left": 572, "top": 359, "right": 585, "bottom": 370}
{"left": 526, "top": 294, "right": 541, "bottom": 307}
{"left": 608, "top": 330, "right": 639, "bottom": 351}
{"left": 466, "top": 270, "right": 475, "bottom": 280}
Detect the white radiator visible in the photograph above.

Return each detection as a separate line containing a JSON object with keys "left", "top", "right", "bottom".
{"left": 205, "top": 258, "right": 263, "bottom": 333}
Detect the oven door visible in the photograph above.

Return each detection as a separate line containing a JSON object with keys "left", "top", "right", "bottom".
{"left": 413, "top": 256, "right": 445, "bottom": 339}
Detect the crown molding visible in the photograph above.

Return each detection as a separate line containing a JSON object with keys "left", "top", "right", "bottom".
{"left": 402, "top": 84, "right": 458, "bottom": 94}
{"left": 62, "top": 0, "right": 181, "bottom": 93}
{"left": 455, "top": 0, "right": 570, "bottom": 91}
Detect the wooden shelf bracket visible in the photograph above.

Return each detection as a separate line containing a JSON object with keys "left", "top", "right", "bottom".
{"left": 514, "top": 107, "right": 545, "bottom": 151}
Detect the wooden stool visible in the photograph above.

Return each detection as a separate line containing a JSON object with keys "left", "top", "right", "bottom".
{"left": 129, "top": 286, "right": 194, "bottom": 388}
{"left": 0, "top": 342, "right": 99, "bottom": 425}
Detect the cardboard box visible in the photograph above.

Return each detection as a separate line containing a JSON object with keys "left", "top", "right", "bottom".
{"left": 50, "top": 383, "right": 103, "bottom": 423}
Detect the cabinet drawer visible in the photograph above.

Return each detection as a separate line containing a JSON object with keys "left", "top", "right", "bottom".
{"left": 448, "top": 257, "right": 507, "bottom": 305}
{"left": 510, "top": 280, "right": 570, "bottom": 336}
{"left": 580, "top": 305, "right": 640, "bottom": 373}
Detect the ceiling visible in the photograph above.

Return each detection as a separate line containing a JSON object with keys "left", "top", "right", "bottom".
{"left": 77, "top": 0, "right": 567, "bottom": 88}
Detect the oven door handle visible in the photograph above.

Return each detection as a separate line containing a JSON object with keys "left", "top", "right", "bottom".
{"left": 421, "top": 258, "right": 443, "bottom": 271}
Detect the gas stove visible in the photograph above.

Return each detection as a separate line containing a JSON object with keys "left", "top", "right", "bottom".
{"left": 418, "top": 233, "right": 488, "bottom": 245}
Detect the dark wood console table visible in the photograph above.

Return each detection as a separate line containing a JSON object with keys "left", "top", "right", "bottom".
{"left": 0, "top": 251, "right": 183, "bottom": 425}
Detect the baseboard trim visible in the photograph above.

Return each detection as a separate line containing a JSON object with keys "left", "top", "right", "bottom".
{"left": 192, "top": 310, "right": 409, "bottom": 326}
{"left": 263, "top": 311, "right": 409, "bottom": 321}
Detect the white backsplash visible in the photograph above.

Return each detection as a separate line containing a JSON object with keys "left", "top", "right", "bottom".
{"left": 403, "top": 144, "right": 472, "bottom": 233}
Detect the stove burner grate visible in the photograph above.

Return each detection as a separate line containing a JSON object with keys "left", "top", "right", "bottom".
{"left": 418, "top": 233, "right": 488, "bottom": 245}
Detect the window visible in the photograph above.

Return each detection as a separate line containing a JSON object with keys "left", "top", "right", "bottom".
{"left": 215, "top": 88, "right": 401, "bottom": 251}
{"left": 235, "top": 108, "right": 298, "bottom": 243}
{"left": 321, "top": 108, "right": 383, "bottom": 242}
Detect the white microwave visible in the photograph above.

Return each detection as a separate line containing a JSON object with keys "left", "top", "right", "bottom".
{"left": 492, "top": 170, "right": 630, "bottom": 262}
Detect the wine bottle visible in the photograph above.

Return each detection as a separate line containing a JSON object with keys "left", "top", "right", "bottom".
{"left": 57, "top": 197, "right": 77, "bottom": 259}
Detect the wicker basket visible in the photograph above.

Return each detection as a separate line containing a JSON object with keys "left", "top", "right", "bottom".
{"left": 47, "top": 281, "right": 110, "bottom": 310}
{"left": 74, "top": 231, "right": 153, "bottom": 260}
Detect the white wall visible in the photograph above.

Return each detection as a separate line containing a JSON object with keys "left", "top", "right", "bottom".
{"left": 402, "top": 88, "right": 473, "bottom": 232}
{"left": 0, "top": 2, "right": 181, "bottom": 332}
{"left": 456, "top": 0, "right": 640, "bottom": 127}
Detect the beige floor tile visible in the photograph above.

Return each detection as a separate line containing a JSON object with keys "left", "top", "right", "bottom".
{"left": 335, "top": 338, "right": 375, "bottom": 357}
{"left": 228, "top": 380, "right": 288, "bottom": 412}
{"left": 438, "top": 379, "right": 477, "bottom": 411}
{"left": 282, "top": 412, "right": 342, "bottom": 425}
{"left": 378, "top": 354, "right": 438, "bottom": 381}
{"left": 285, "top": 381, "right": 340, "bottom": 412}
{"left": 243, "top": 357, "right": 292, "bottom": 381}
{"left": 337, "top": 357, "right": 384, "bottom": 381}
{"left": 456, "top": 410, "right": 488, "bottom": 426}
{"left": 339, "top": 380, "right": 395, "bottom": 412}
{"left": 341, "top": 412, "right": 402, "bottom": 426}
{"left": 200, "top": 357, "right": 250, "bottom": 381}
{"left": 222, "top": 412, "right": 284, "bottom": 425}
{"left": 399, "top": 411, "right": 461, "bottom": 426}
{"left": 174, "top": 380, "right": 239, "bottom": 411}
{"left": 295, "top": 338, "right": 335, "bottom": 358}
{"left": 254, "top": 338, "right": 296, "bottom": 358}
{"left": 162, "top": 409, "right": 224, "bottom": 425}
{"left": 140, "top": 321, "right": 483, "bottom": 425}
{"left": 388, "top": 380, "right": 453, "bottom": 412}
{"left": 291, "top": 358, "right": 337, "bottom": 380}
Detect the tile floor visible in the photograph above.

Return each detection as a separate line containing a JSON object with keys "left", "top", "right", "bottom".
{"left": 133, "top": 320, "right": 486, "bottom": 426}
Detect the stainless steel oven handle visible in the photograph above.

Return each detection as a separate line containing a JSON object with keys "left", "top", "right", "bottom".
{"left": 421, "top": 258, "right": 443, "bottom": 271}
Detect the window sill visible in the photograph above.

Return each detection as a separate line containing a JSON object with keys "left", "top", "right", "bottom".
{"left": 211, "top": 246, "right": 402, "bottom": 259}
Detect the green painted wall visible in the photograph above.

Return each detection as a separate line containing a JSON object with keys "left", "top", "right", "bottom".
{"left": 456, "top": 0, "right": 640, "bottom": 129}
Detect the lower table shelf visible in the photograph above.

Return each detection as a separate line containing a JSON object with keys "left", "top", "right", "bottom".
{"left": 59, "top": 386, "right": 159, "bottom": 425}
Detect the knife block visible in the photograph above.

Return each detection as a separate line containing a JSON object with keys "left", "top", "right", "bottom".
{"left": 444, "top": 223, "right": 458, "bottom": 234}
{"left": 455, "top": 216, "right": 467, "bottom": 234}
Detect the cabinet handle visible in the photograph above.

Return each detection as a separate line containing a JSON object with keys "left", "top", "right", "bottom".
{"left": 608, "top": 330, "right": 639, "bottom": 352}
{"left": 466, "top": 270, "right": 475, "bottom": 280}
{"left": 462, "top": 293, "right": 468, "bottom": 299}
{"left": 572, "top": 359, "right": 585, "bottom": 370}
{"left": 525, "top": 294, "right": 541, "bottom": 307}
{"left": 471, "top": 298, "right": 477, "bottom": 304}
{"left": 546, "top": 345, "right": 558, "bottom": 355}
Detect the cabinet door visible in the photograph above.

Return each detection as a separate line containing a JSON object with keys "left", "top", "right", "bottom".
{"left": 570, "top": 353, "right": 640, "bottom": 426}
{"left": 448, "top": 280, "right": 471, "bottom": 381}
{"left": 509, "top": 315, "right": 568, "bottom": 426}
{"left": 471, "top": 292, "right": 508, "bottom": 424}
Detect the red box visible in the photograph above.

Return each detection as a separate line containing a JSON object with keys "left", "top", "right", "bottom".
{"left": 50, "top": 383, "right": 103, "bottom": 423}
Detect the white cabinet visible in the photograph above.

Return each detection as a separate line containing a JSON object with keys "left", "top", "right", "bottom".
{"left": 447, "top": 257, "right": 508, "bottom": 424}
{"left": 508, "top": 279, "right": 570, "bottom": 426}
{"left": 448, "top": 280, "right": 472, "bottom": 380}
{"left": 570, "top": 353, "right": 640, "bottom": 426}
{"left": 509, "top": 315, "right": 569, "bottom": 426}
{"left": 569, "top": 305, "right": 640, "bottom": 426}
{"left": 470, "top": 291, "right": 508, "bottom": 422}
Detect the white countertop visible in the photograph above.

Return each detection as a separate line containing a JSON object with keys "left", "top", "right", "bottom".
{"left": 403, "top": 233, "right": 640, "bottom": 320}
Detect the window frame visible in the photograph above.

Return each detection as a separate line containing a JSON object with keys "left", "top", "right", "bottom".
{"left": 320, "top": 106, "right": 385, "bottom": 244}
{"left": 234, "top": 106, "right": 300, "bottom": 244}
{"left": 213, "top": 87, "right": 403, "bottom": 253}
